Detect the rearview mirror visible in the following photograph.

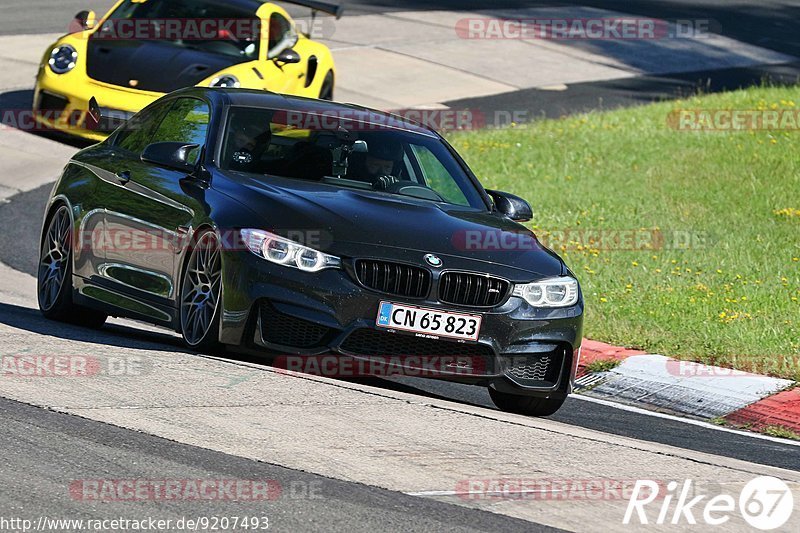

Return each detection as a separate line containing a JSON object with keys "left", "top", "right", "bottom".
{"left": 486, "top": 189, "right": 533, "bottom": 222}
{"left": 141, "top": 142, "right": 200, "bottom": 172}
{"left": 274, "top": 49, "right": 301, "bottom": 65}
{"left": 74, "top": 10, "right": 97, "bottom": 31}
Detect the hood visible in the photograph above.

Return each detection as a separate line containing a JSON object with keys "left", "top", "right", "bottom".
{"left": 215, "top": 174, "right": 565, "bottom": 281}
{"left": 85, "top": 37, "right": 246, "bottom": 93}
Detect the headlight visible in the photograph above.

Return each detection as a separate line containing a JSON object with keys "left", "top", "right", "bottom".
{"left": 240, "top": 229, "right": 340, "bottom": 272}
{"left": 49, "top": 44, "right": 78, "bottom": 74}
{"left": 512, "top": 276, "right": 579, "bottom": 308}
{"left": 210, "top": 75, "right": 240, "bottom": 88}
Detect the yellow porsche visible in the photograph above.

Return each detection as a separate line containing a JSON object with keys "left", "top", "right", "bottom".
{"left": 33, "top": 0, "right": 341, "bottom": 141}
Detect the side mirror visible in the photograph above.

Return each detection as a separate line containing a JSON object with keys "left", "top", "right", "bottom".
{"left": 141, "top": 142, "right": 200, "bottom": 172}
{"left": 74, "top": 10, "right": 97, "bottom": 31}
{"left": 274, "top": 49, "right": 301, "bottom": 65}
{"left": 486, "top": 189, "right": 533, "bottom": 222}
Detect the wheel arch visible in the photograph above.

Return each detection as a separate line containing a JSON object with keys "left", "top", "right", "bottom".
{"left": 40, "top": 196, "right": 75, "bottom": 267}
{"left": 177, "top": 223, "right": 219, "bottom": 285}
{"left": 175, "top": 223, "right": 222, "bottom": 332}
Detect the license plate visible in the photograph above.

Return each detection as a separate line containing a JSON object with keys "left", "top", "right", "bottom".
{"left": 375, "top": 301, "right": 482, "bottom": 342}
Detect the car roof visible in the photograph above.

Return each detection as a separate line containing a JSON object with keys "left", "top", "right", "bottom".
{"left": 172, "top": 87, "right": 439, "bottom": 137}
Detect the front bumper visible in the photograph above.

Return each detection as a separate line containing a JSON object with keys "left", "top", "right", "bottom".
{"left": 33, "top": 69, "right": 163, "bottom": 141}
{"left": 220, "top": 251, "right": 584, "bottom": 397}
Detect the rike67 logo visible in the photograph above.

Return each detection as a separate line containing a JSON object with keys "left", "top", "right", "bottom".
{"left": 624, "top": 476, "right": 795, "bottom": 529}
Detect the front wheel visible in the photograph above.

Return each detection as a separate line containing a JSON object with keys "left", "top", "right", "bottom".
{"left": 38, "top": 205, "right": 107, "bottom": 328}
{"left": 179, "top": 230, "right": 223, "bottom": 351}
{"left": 489, "top": 388, "right": 566, "bottom": 417}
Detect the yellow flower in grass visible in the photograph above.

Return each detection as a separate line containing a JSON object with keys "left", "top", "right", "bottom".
{"left": 774, "top": 208, "right": 800, "bottom": 218}
{"left": 717, "top": 310, "right": 753, "bottom": 324}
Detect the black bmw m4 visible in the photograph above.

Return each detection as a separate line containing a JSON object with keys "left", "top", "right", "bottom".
{"left": 38, "top": 87, "right": 583, "bottom": 416}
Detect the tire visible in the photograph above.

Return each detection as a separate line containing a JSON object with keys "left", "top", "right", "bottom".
{"left": 37, "top": 205, "right": 107, "bottom": 328}
{"left": 489, "top": 388, "right": 566, "bottom": 417}
{"left": 319, "top": 71, "right": 334, "bottom": 101}
{"left": 179, "top": 230, "right": 223, "bottom": 351}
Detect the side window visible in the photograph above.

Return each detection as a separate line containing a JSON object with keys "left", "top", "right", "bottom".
{"left": 114, "top": 102, "right": 171, "bottom": 155}
{"left": 150, "top": 98, "right": 211, "bottom": 164}
{"left": 267, "top": 13, "right": 295, "bottom": 58}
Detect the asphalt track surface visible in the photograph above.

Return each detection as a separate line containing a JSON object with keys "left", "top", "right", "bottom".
{"left": 3, "top": 0, "right": 800, "bottom": 59}
{"left": 0, "top": 396, "right": 553, "bottom": 532}
{"left": 1, "top": 0, "right": 800, "bottom": 472}
{"left": 2, "top": 183, "right": 799, "bottom": 474}
{"left": 1, "top": 1, "right": 800, "bottom": 531}
{"left": 3, "top": 1, "right": 799, "bottom": 121}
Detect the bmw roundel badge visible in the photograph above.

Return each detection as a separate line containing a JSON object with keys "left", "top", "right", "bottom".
{"left": 424, "top": 254, "right": 443, "bottom": 268}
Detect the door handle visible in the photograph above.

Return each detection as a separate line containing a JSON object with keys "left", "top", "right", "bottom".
{"left": 116, "top": 170, "right": 131, "bottom": 185}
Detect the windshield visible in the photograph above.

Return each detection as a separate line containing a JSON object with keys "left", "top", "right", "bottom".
{"left": 220, "top": 107, "right": 487, "bottom": 209}
{"left": 221, "top": 107, "right": 486, "bottom": 208}
{"left": 98, "top": 0, "right": 260, "bottom": 60}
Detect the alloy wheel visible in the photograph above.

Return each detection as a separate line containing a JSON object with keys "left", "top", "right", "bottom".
{"left": 180, "top": 232, "right": 222, "bottom": 346}
{"left": 38, "top": 206, "right": 72, "bottom": 312}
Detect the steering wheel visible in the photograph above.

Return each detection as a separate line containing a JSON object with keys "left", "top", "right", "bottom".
{"left": 384, "top": 180, "right": 446, "bottom": 202}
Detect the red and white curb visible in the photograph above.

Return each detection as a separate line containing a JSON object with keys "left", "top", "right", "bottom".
{"left": 576, "top": 340, "right": 799, "bottom": 437}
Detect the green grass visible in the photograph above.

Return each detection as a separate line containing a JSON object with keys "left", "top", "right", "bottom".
{"left": 583, "top": 359, "right": 623, "bottom": 374}
{"left": 763, "top": 425, "right": 800, "bottom": 440}
{"left": 448, "top": 86, "right": 800, "bottom": 380}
